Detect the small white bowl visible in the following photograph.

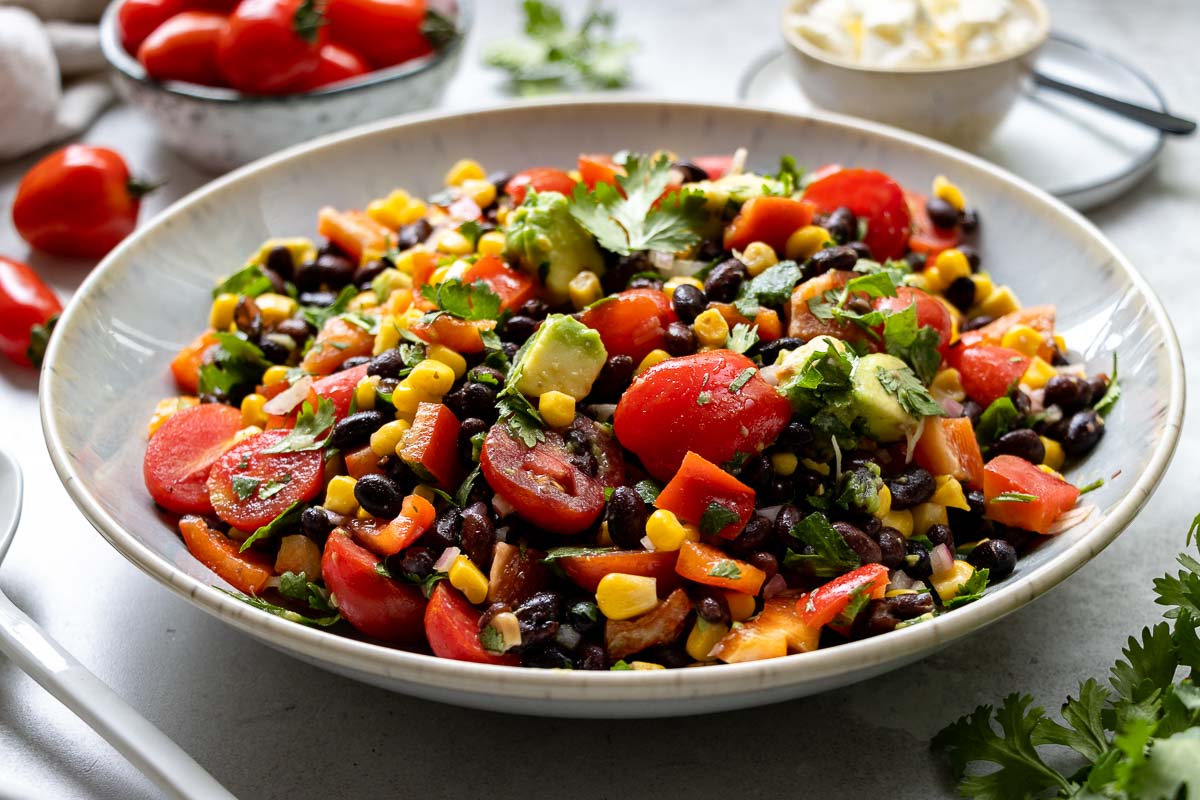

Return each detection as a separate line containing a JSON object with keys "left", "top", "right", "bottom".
{"left": 781, "top": 0, "right": 1050, "bottom": 148}
{"left": 98, "top": 0, "right": 472, "bottom": 172}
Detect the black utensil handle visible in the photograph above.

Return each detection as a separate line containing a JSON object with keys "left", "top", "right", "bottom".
{"left": 1032, "top": 71, "right": 1197, "bottom": 135}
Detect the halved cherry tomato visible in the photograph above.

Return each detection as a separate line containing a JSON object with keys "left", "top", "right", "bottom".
{"left": 614, "top": 350, "right": 791, "bottom": 482}
{"left": 578, "top": 288, "right": 675, "bottom": 363}
{"left": 655, "top": 451, "right": 756, "bottom": 540}
{"left": 322, "top": 531, "right": 426, "bottom": 642}
{"left": 408, "top": 314, "right": 493, "bottom": 354}
{"left": 692, "top": 154, "right": 735, "bottom": 180}
{"left": 803, "top": 169, "right": 912, "bottom": 261}
{"left": 913, "top": 416, "right": 985, "bottom": 489}
{"left": 565, "top": 415, "right": 625, "bottom": 488}
{"left": 217, "top": 0, "right": 324, "bottom": 93}
{"left": 461, "top": 254, "right": 537, "bottom": 313}
{"left": 488, "top": 542, "right": 551, "bottom": 606}
{"left": 118, "top": 0, "right": 186, "bottom": 53}
{"left": 577, "top": 154, "right": 621, "bottom": 189}
{"left": 787, "top": 269, "right": 867, "bottom": 343}
{"left": 983, "top": 455, "right": 1080, "bottom": 534}
{"left": 345, "top": 494, "right": 435, "bottom": 556}
{"left": 0, "top": 256, "right": 62, "bottom": 367}
{"left": 723, "top": 196, "right": 816, "bottom": 253}
{"left": 399, "top": 402, "right": 462, "bottom": 489}
{"left": 307, "top": 363, "right": 369, "bottom": 420}
{"left": 136, "top": 11, "right": 226, "bottom": 86}
{"left": 605, "top": 589, "right": 692, "bottom": 660}
{"left": 301, "top": 315, "right": 375, "bottom": 375}
{"left": 179, "top": 515, "right": 273, "bottom": 595}
{"left": 557, "top": 550, "right": 681, "bottom": 596}
{"left": 906, "top": 192, "right": 961, "bottom": 256}
{"left": 424, "top": 583, "right": 520, "bottom": 665}
{"left": 711, "top": 591, "right": 818, "bottom": 663}
{"left": 795, "top": 564, "right": 889, "bottom": 629}
{"left": 144, "top": 403, "right": 242, "bottom": 514}
{"left": 206, "top": 429, "right": 326, "bottom": 530}
{"left": 958, "top": 306, "right": 1057, "bottom": 363}
{"left": 504, "top": 168, "right": 577, "bottom": 206}
{"left": 324, "top": 0, "right": 432, "bottom": 69}
{"left": 952, "top": 344, "right": 1030, "bottom": 407}
{"left": 295, "top": 42, "right": 370, "bottom": 90}
{"left": 480, "top": 423, "right": 606, "bottom": 535}
{"left": 675, "top": 541, "right": 766, "bottom": 595}
{"left": 873, "top": 286, "right": 953, "bottom": 357}
{"left": 316, "top": 207, "right": 392, "bottom": 263}
{"left": 171, "top": 331, "right": 220, "bottom": 393}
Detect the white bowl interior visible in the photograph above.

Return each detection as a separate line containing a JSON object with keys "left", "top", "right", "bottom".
{"left": 40, "top": 101, "right": 1182, "bottom": 717}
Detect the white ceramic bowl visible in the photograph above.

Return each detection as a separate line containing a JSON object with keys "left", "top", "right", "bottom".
{"left": 40, "top": 100, "right": 1183, "bottom": 718}
{"left": 98, "top": 0, "right": 471, "bottom": 172}
{"left": 781, "top": 0, "right": 1050, "bottom": 147}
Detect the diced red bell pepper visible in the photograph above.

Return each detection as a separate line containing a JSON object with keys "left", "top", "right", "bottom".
{"left": 179, "top": 515, "right": 273, "bottom": 596}
{"left": 795, "top": 564, "right": 889, "bottom": 629}
{"left": 317, "top": 207, "right": 393, "bottom": 264}
{"left": 952, "top": 344, "right": 1030, "bottom": 407}
{"left": 675, "top": 541, "right": 766, "bottom": 596}
{"left": 913, "top": 416, "right": 985, "bottom": 489}
{"left": 558, "top": 550, "right": 681, "bottom": 597}
{"left": 983, "top": 455, "right": 1080, "bottom": 534}
{"left": 399, "top": 402, "right": 462, "bottom": 489}
{"left": 301, "top": 315, "right": 375, "bottom": 376}
{"left": 424, "top": 583, "right": 521, "bottom": 665}
{"left": 723, "top": 196, "right": 816, "bottom": 253}
{"left": 577, "top": 154, "right": 622, "bottom": 189}
{"left": 170, "top": 330, "right": 219, "bottom": 394}
{"left": 906, "top": 192, "right": 962, "bottom": 256}
{"left": 655, "top": 451, "right": 756, "bottom": 539}
{"left": 461, "top": 254, "right": 537, "bottom": 313}
{"left": 344, "top": 444, "right": 384, "bottom": 479}
{"left": 346, "top": 494, "right": 435, "bottom": 556}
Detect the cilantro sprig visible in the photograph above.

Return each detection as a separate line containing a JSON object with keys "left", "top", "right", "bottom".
{"left": 421, "top": 278, "right": 502, "bottom": 322}
{"left": 782, "top": 511, "right": 861, "bottom": 577}
{"left": 876, "top": 364, "right": 947, "bottom": 419}
{"left": 263, "top": 397, "right": 336, "bottom": 454}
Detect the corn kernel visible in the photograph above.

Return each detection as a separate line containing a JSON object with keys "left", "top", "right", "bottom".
{"left": 692, "top": 308, "right": 730, "bottom": 348}
{"left": 886, "top": 588, "right": 918, "bottom": 598}
{"left": 1022, "top": 357, "right": 1057, "bottom": 390}
{"left": 930, "top": 368, "right": 966, "bottom": 403}
{"left": 354, "top": 376, "right": 379, "bottom": 411}
{"left": 911, "top": 502, "right": 949, "bottom": 537}
{"left": 262, "top": 365, "right": 290, "bottom": 387}
{"left": 476, "top": 230, "right": 506, "bottom": 257}
{"left": 801, "top": 458, "right": 830, "bottom": 476}
{"left": 880, "top": 508, "right": 914, "bottom": 538}
{"left": 445, "top": 158, "right": 485, "bottom": 186}
{"left": 209, "top": 293, "right": 238, "bottom": 331}
{"left": 1041, "top": 436, "right": 1065, "bottom": 471}
{"left": 1039, "top": 464, "right": 1066, "bottom": 480}
{"left": 663, "top": 275, "right": 704, "bottom": 299}
{"left": 246, "top": 237, "right": 316, "bottom": 272}
{"left": 255, "top": 293, "right": 298, "bottom": 326}
{"left": 427, "top": 343, "right": 467, "bottom": 379}
{"left": 357, "top": 506, "right": 377, "bottom": 521}
{"left": 436, "top": 229, "right": 473, "bottom": 256}
{"left": 635, "top": 348, "right": 671, "bottom": 376}
{"left": 905, "top": 272, "right": 931, "bottom": 293}
{"left": 568, "top": 270, "right": 603, "bottom": 310}
{"left": 933, "top": 248, "right": 971, "bottom": 287}
{"left": 495, "top": 206, "right": 510, "bottom": 226}
{"left": 324, "top": 475, "right": 359, "bottom": 515}
{"left": 645, "top": 508, "right": 699, "bottom": 552}
{"left": 875, "top": 484, "right": 893, "bottom": 519}
{"left": 240, "top": 393, "right": 268, "bottom": 428}
{"left": 771, "top": 452, "right": 798, "bottom": 477}
{"left": 784, "top": 225, "right": 833, "bottom": 262}
{"left": 931, "top": 475, "right": 970, "bottom": 511}
{"left": 413, "top": 484, "right": 437, "bottom": 503}
{"left": 147, "top": 396, "right": 198, "bottom": 436}
{"left": 391, "top": 384, "right": 423, "bottom": 417}
{"left": 233, "top": 425, "right": 262, "bottom": 443}
{"left": 1001, "top": 324, "right": 1044, "bottom": 357}
{"left": 460, "top": 178, "right": 497, "bottom": 208}
{"left": 933, "top": 175, "right": 966, "bottom": 211}
{"left": 348, "top": 291, "right": 379, "bottom": 312}
{"left": 396, "top": 198, "right": 427, "bottom": 227}
{"left": 538, "top": 391, "right": 576, "bottom": 429}
{"left": 370, "top": 420, "right": 411, "bottom": 457}
{"left": 1054, "top": 334, "right": 1068, "bottom": 355}
{"left": 596, "top": 573, "right": 659, "bottom": 620}
{"left": 374, "top": 316, "right": 402, "bottom": 355}
{"left": 449, "top": 555, "right": 490, "bottom": 604}
{"left": 686, "top": 618, "right": 729, "bottom": 662}
{"left": 725, "top": 591, "right": 756, "bottom": 621}
{"left": 629, "top": 661, "right": 666, "bottom": 670}
{"left": 969, "top": 272, "right": 995, "bottom": 306}
{"left": 932, "top": 559, "right": 976, "bottom": 602}
{"left": 977, "top": 286, "right": 1020, "bottom": 318}
{"left": 741, "top": 241, "right": 779, "bottom": 276}
{"left": 407, "top": 359, "right": 456, "bottom": 398}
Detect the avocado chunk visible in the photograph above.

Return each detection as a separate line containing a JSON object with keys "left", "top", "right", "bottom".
{"left": 851, "top": 353, "right": 919, "bottom": 443}
{"left": 504, "top": 191, "right": 605, "bottom": 304}
{"left": 509, "top": 314, "right": 607, "bottom": 400}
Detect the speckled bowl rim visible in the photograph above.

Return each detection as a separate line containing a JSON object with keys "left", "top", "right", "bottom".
{"left": 97, "top": 0, "right": 473, "bottom": 104}
{"left": 40, "top": 99, "right": 1184, "bottom": 708}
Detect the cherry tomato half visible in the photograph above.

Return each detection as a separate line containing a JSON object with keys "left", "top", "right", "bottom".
{"left": 873, "top": 286, "right": 953, "bottom": 357}
{"left": 217, "top": 0, "right": 324, "bottom": 94}
{"left": 424, "top": 583, "right": 520, "bottom": 665}
{"left": 295, "top": 42, "right": 370, "bottom": 90}
{"left": 117, "top": 0, "right": 186, "bottom": 54}
{"left": 206, "top": 429, "right": 326, "bottom": 530}
{"left": 803, "top": 168, "right": 912, "bottom": 261}
{"left": 324, "top": 0, "right": 432, "bottom": 69}
{"left": 578, "top": 288, "right": 676, "bottom": 363}
{"left": 137, "top": 11, "right": 227, "bottom": 86}
{"left": 504, "top": 168, "right": 577, "bottom": 207}
{"left": 0, "top": 256, "right": 62, "bottom": 367}
{"left": 322, "top": 531, "right": 426, "bottom": 642}
{"left": 143, "top": 403, "right": 243, "bottom": 514}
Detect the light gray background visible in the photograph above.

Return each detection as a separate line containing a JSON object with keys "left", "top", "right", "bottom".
{"left": 0, "top": 0, "right": 1197, "bottom": 797}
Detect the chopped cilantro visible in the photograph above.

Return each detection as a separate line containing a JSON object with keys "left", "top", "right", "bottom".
{"left": 479, "top": 625, "right": 507, "bottom": 654}
{"left": 1093, "top": 353, "right": 1120, "bottom": 416}
{"left": 496, "top": 391, "right": 546, "bottom": 447}
{"left": 213, "top": 263, "right": 273, "bottom": 298}
{"left": 993, "top": 491, "right": 1037, "bottom": 503}
{"left": 219, "top": 588, "right": 340, "bottom": 627}
{"left": 1078, "top": 477, "right": 1105, "bottom": 495}
{"left": 875, "top": 365, "right": 947, "bottom": 419}
{"left": 238, "top": 501, "right": 304, "bottom": 552}
{"left": 278, "top": 571, "right": 336, "bottom": 614}
{"left": 459, "top": 220, "right": 486, "bottom": 247}
{"left": 634, "top": 480, "right": 661, "bottom": 505}
{"left": 944, "top": 567, "right": 989, "bottom": 610}
{"left": 708, "top": 560, "right": 742, "bottom": 580}
{"left": 231, "top": 475, "right": 260, "bottom": 501}
{"left": 542, "top": 546, "right": 618, "bottom": 563}
{"left": 197, "top": 332, "right": 270, "bottom": 399}
{"left": 728, "top": 367, "right": 757, "bottom": 394}
{"left": 420, "top": 278, "right": 502, "bottom": 321}
{"left": 783, "top": 511, "right": 861, "bottom": 577}
{"left": 832, "top": 582, "right": 873, "bottom": 628}
{"left": 300, "top": 285, "right": 357, "bottom": 331}
{"left": 976, "top": 397, "right": 1021, "bottom": 446}
{"left": 726, "top": 323, "right": 759, "bottom": 355}
{"left": 258, "top": 474, "right": 291, "bottom": 500}
{"left": 696, "top": 391, "right": 712, "bottom": 406}
{"left": 454, "top": 464, "right": 482, "bottom": 507}
{"left": 772, "top": 154, "right": 805, "bottom": 195}
{"left": 610, "top": 659, "right": 633, "bottom": 670}
{"left": 263, "top": 397, "right": 336, "bottom": 454}
{"left": 837, "top": 464, "right": 883, "bottom": 516}
{"left": 733, "top": 261, "right": 804, "bottom": 316}
{"left": 882, "top": 303, "right": 942, "bottom": 385}
{"left": 700, "top": 502, "right": 740, "bottom": 536}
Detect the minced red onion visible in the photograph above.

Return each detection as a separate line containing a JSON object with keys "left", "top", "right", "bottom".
{"left": 759, "top": 364, "right": 781, "bottom": 386}
{"left": 262, "top": 375, "right": 312, "bottom": 415}
{"left": 433, "top": 546, "right": 460, "bottom": 573}
{"left": 762, "top": 573, "right": 788, "bottom": 600}
{"left": 904, "top": 417, "right": 927, "bottom": 464}
{"left": 587, "top": 403, "right": 617, "bottom": 422}
{"left": 757, "top": 504, "right": 784, "bottom": 521}
{"left": 493, "top": 494, "right": 516, "bottom": 518}
{"left": 640, "top": 535, "right": 656, "bottom": 552}
{"left": 930, "top": 543, "right": 954, "bottom": 577}
{"left": 889, "top": 571, "right": 915, "bottom": 591}
{"left": 940, "top": 397, "right": 964, "bottom": 418}
{"left": 1048, "top": 504, "right": 1096, "bottom": 535}
{"left": 1028, "top": 388, "right": 1045, "bottom": 414}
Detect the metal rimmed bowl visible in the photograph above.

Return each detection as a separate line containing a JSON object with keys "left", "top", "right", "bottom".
{"left": 97, "top": 0, "right": 472, "bottom": 172}
{"left": 40, "top": 99, "right": 1183, "bottom": 718}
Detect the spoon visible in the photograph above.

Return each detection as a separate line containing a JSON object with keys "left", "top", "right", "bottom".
{"left": 0, "top": 450, "right": 236, "bottom": 800}
{"left": 1031, "top": 71, "right": 1197, "bottom": 136}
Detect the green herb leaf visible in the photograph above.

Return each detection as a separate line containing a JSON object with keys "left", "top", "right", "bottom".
{"left": 700, "top": 502, "right": 740, "bottom": 536}
{"left": 944, "top": 567, "right": 989, "bottom": 609}
{"left": 1094, "top": 353, "right": 1121, "bottom": 416}
{"left": 301, "top": 285, "right": 356, "bottom": 331}
{"left": 726, "top": 323, "right": 760, "bottom": 355}
{"left": 258, "top": 474, "right": 292, "bottom": 500}
{"left": 219, "top": 589, "right": 340, "bottom": 627}
{"left": 992, "top": 491, "right": 1037, "bottom": 504}
{"left": 782, "top": 511, "right": 860, "bottom": 577}
{"left": 542, "top": 546, "right": 617, "bottom": 563}
{"left": 708, "top": 560, "right": 742, "bottom": 580}
{"left": 832, "top": 582, "right": 873, "bottom": 628}
{"left": 231, "top": 475, "right": 260, "bottom": 501}
{"left": 277, "top": 571, "right": 336, "bottom": 614}
{"left": 634, "top": 480, "right": 661, "bottom": 505}
{"left": 772, "top": 154, "right": 805, "bottom": 196}
{"left": 728, "top": 367, "right": 757, "bottom": 394}
{"left": 496, "top": 391, "right": 546, "bottom": 448}
{"left": 420, "top": 278, "right": 502, "bottom": 321}
{"left": 610, "top": 659, "right": 633, "bottom": 670}
{"left": 197, "top": 332, "right": 271, "bottom": 399}
{"left": 1078, "top": 477, "right": 1105, "bottom": 495}
{"left": 881, "top": 302, "right": 942, "bottom": 385}
{"left": 291, "top": 0, "right": 324, "bottom": 43}
{"left": 875, "top": 365, "right": 947, "bottom": 419}
{"left": 213, "top": 263, "right": 273, "bottom": 298}
{"left": 479, "top": 625, "right": 507, "bottom": 654}
{"left": 836, "top": 464, "right": 882, "bottom": 516}
{"left": 263, "top": 397, "right": 336, "bottom": 454}
{"left": 454, "top": 464, "right": 482, "bottom": 507}
{"left": 238, "top": 501, "right": 304, "bottom": 552}
{"left": 976, "top": 397, "right": 1021, "bottom": 446}
{"left": 733, "top": 261, "right": 803, "bottom": 316}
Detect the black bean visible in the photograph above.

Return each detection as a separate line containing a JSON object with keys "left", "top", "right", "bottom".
{"left": 966, "top": 489, "right": 986, "bottom": 516}
{"left": 628, "top": 276, "right": 664, "bottom": 291}
{"left": 963, "top": 315, "right": 994, "bottom": 331}
{"left": 774, "top": 504, "right": 803, "bottom": 548}
{"left": 728, "top": 514, "right": 773, "bottom": 556}
{"left": 293, "top": 259, "right": 321, "bottom": 292}
{"left": 926, "top": 197, "right": 960, "bottom": 230}
{"left": 588, "top": 355, "right": 635, "bottom": 402}
{"left": 265, "top": 246, "right": 295, "bottom": 280}
{"left": 424, "top": 507, "right": 461, "bottom": 550}
{"left": 458, "top": 417, "right": 487, "bottom": 464}
{"left": 517, "top": 298, "right": 551, "bottom": 320}
{"left": 667, "top": 282, "right": 705, "bottom": 325}
{"left": 969, "top": 539, "right": 1017, "bottom": 581}
{"left": 606, "top": 486, "right": 647, "bottom": 550}
{"left": 663, "top": 321, "right": 697, "bottom": 356}
{"left": 961, "top": 399, "right": 984, "bottom": 426}
{"left": 958, "top": 244, "right": 981, "bottom": 270}
{"left": 576, "top": 643, "right": 608, "bottom": 670}
{"left": 515, "top": 591, "right": 559, "bottom": 627}
{"left": 846, "top": 241, "right": 873, "bottom": 260}
{"left": 467, "top": 365, "right": 506, "bottom": 388}
{"left": 298, "top": 290, "right": 336, "bottom": 307}
{"left": 1012, "top": 390, "right": 1032, "bottom": 416}
{"left": 368, "top": 348, "right": 407, "bottom": 379}
{"left": 272, "top": 316, "right": 311, "bottom": 341}
{"left": 231, "top": 296, "right": 261, "bottom": 338}
{"left": 904, "top": 540, "right": 932, "bottom": 580}
{"left": 824, "top": 206, "right": 857, "bottom": 244}
{"left": 902, "top": 252, "right": 926, "bottom": 273}
{"left": 1087, "top": 375, "right": 1109, "bottom": 403}
{"left": 877, "top": 528, "right": 907, "bottom": 570}
{"left": 1044, "top": 375, "right": 1093, "bottom": 413}
{"left": 927, "top": 524, "right": 955, "bottom": 556}
{"left": 833, "top": 521, "right": 881, "bottom": 564}
{"left": 748, "top": 551, "right": 778, "bottom": 580}
{"left": 703, "top": 259, "right": 748, "bottom": 303}
{"left": 399, "top": 546, "right": 435, "bottom": 581}
{"left": 945, "top": 276, "right": 976, "bottom": 313}
{"left": 314, "top": 252, "right": 355, "bottom": 288}
{"left": 845, "top": 293, "right": 873, "bottom": 315}
{"left": 353, "top": 259, "right": 389, "bottom": 288}
{"left": 858, "top": 516, "right": 882, "bottom": 538}
{"left": 1063, "top": 409, "right": 1104, "bottom": 456}
{"left": 886, "top": 466, "right": 935, "bottom": 509}
{"left": 396, "top": 218, "right": 432, "bottom": 250}
{"left": 671, "top": 160, "right": 708, "bottom": 184}
{"left": 695, "top": 590, "right": 731, "bottom": 626}
{"left": 960, "top": 209, "right": 980, "bottom": 234}
{"left": 567, "top": 600, "right": 601, "bottom": 634}
{"left": 866, "top": 593, "right": 935, "bottom": 634}
{"left": 301, "top": 506, "right": 339, "bottom": 541}
{"left": 257, "top": 335, "right": 291, "bottom": 364}
{"left": 756, "top": 337, "right": 804, "bottom": 365}
{"left": 354, "top": 474, "right": 405, "bottom": 518}
{"left": 487, "top": 170, "right": 512, "bottom": 194}
{"left": 330, "top": 410, "right": 387, "bottom": 450}
{"left": 444, "top": 381, "right": 499, "bottom": 423}
{"left": 991, "top": 428, "right": 1045, "bottom": 464}
{"left": 523, "top": 645, "right": 572, "bottom": 669}
{"left": 341, "top": 356, "right": 370, "bottom": 370}
{"left": 501, "top": 315, "right": 540, "bottom": 344}
{"left": 775, "top": 420, "right": 815, "bottom": 449}
{"left": 807, "top": 245, "right": 858, "bottom": 277}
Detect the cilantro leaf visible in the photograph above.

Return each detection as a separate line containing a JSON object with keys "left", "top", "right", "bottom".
{"left": 728, "top": 367, "right": 757, "bottom": 394}
{"left": 875, "top": 364, "right": 947, "bottom": 419}
{"left": 699, "top": 502, "right": 740, "bottom": 536}
{"left": 231, "top": 475, "right": 260, "bottom": 501}
{"left": 542, "top": 546, "right": 617, "bottom": 563}
{"left": 726, "top": 323, "right": 759, "bottom": 355}
{"left": 277, "top": 571, "right": 336, "bottom": 614}
{"left": 976, "top": 397, "right": 1021, "bottom": 447}
{"left": 634, "top": 479, "right": 661, "bottom": 505}
{"left": 197, "top": 332, "right": 270, "bottom": 399}
{"left": 1094, "top": 353, "right": 1121, "bottom": 416}
{"left": 772, "top": 154, "right": 805, "bottom": 196}
{"left": 420, "top": 278, "right": 502, "bottom": 321}
{"left": 992, "top": 491, "right": 1037, "bottom": 503}
{"left": 213, "top": 263, "right": 273, "bottom": 298}
{"left": 733, "top": 261, "right": 804, "bottom": 317}
{"left": 708, "top": 560, "right": 742, "bottom": 580}
{"left": 301, "top": 285, "right": 357, "bottom": 331}
{"left": 782, "top": 511, "right": 860, "bottom": 577}
{"left": 219, "top": 589, "right": 341, "bottom": 627}
{"left": 263, "top": 397, "right": 336, "bottom": 454}
{"left": 258, "top": 474, "right": 292, "bottom": 499}
{"left": 496, "top": 391, "right": 546, "bottom": 448}
{"left": 832, "top": 582, "right": 873, "bottom": 628}
{"left": 1031, "top": 678, "right": 1112, "bottom": 762}
{"left": 882, "top": 302, "right": 942, "bottom": 385}
{"left": 944, "top": 567, "right": 990, "bottom": 609}
{"left": 836, "top": 464, "right": 882, "bottom": 516}
{"left": 1123, "top": 727, "right": 1200, "bottom": 799}
{"left": 1110, "top": 623, "right": 1178, "bottom": 704}
{"left": 238, "top": 500, "right": 304, "bottom": 552}
{"left": 479, "top": 624, "right": 507, "bottom": 654}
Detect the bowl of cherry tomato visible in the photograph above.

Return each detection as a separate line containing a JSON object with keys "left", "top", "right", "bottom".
{"left": 99, "top": 0, "right": 470, "bottom": 172}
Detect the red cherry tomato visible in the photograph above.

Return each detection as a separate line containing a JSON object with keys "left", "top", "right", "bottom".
{"left": 796, "top": 564, "right": 890, "bottom": 629}
{"left": 906, "top": 192, "right": 961, "bottom": 256}
{"left": 117, "top": 0, "right": 185, "bottom": 54}
{"left": 692, "top": 154, "right": 735, "bottom": 179}
{"left": 217, "top": 0, "right": 324, "bottom": 94}
{"left": 479, "top": 423, "right": 606, "bottom": 535}
{"left": 136, "top": 11, "right": 226, "bottom": 86}
{"left": 206, "top": 429, "right": 326, "bottom": 530}
{"left": 578, "top": 288, "right": 676, "bottom": 363}
{"left": 951, "top": 344, "right": 1030, "bottom": 407}
{"left": 324, "top": 0, "right": 432, "bottom": 69}
{"left": 143, "top": 403, "right": 243, "bottom": 514}
{"left": 424, "top": 583, "right": 521, "bottom": 665}
{"left": 0, "top": 256, "right": 62, "bottom": 367}
{"left": 504, "top": 168, "right": 577, "bottom": 206}
{"left": 295, "top": 42, "right": 370, "bottom": 90}
{"left": 983, "top": 455, "right": 1081, "bottom": 534}
{"left": 321, "top": 532, "right": 426, "bottom": 642}
{"left": 614, "top": 350, "right": 791, "bottom": 482}
{"left": 873, "top": 286, "right": 953, "bottom": 356}
{"left": 308, "top": 363, "right": 370, "bottom": 420}
{"left": 577, "top": 154, "right": 622, "bottom": 189}
{"left": 803, "top": 168, "right": 913, "bottom": 261}
{"left": 12, "top": 145, "right": 150, "bottom": 259}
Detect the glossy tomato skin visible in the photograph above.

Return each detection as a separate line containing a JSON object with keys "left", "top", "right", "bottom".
{"left": 137, "top": 11, "right": 227, "bottom": 86}
{"left": 579, "top": 288, "right": 676, "bottom": 363}
{"left": 504, "top": 168, "right": 577, "bottom": 207}
{"left": 803, "top": 168, "right": 912, "bottom": 261}
{"left": 294, "top": 42, "right": 370, "bottom": 90}
{"left": 0, "top": 256, "right": 62, "bottom": 367}
{"left": 217, "top": 0, "right": 324, "bottom": 94}
{"left": 206, "top": 429, "right": 326, "bottom": 530}
{"left": 117, "top": 0, "right": 186, "bottom": 53}
{"left": 614, "top": 350, "right": 791, "bottom": 482}
{"left": 144, "top": 403, "right": 243, "bottom": 514}
{"left": 12, "top": 145, "right": 144, "bottom": 259}
{"left": 952, "top": 344, "right": 1030, "bottom": 407}
{"left": 873, "top": 286, "right": 953, "bottom": 356}
{"left": 324, "top": 0, "right": 431, "bottom": 69}
{"left": 322, "top": 532, "right": 426, "bottom": 642}
{"left": 983, "top": 455, "right": 1080, "bottom": 534}
{"left": 480, "top": 423, "right": 606, "bottom": 535}
{"left": 692, "top": 154, "right": 734, "bottom": 179}
{"left": 424, "top": 583, "right": 521, "bottom": 665}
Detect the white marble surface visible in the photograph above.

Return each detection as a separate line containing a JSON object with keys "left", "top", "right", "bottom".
{"left": 0, "top": 0, "right": 1196, "bottom": 797}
